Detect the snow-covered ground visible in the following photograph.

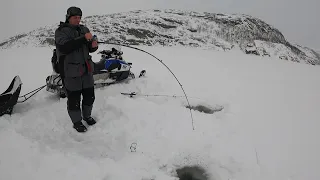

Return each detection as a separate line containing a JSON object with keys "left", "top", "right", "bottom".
{"left": 0, "top": 45, "right": 320, "bottom": 180}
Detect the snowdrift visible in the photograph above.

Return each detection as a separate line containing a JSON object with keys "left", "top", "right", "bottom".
{"left": 0, "top": 45, "right": 320, "bottom": 180}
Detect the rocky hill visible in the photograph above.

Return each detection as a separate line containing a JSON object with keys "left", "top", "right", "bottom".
{"left": 0, "top": 9, "right": 319, "bottom": 65}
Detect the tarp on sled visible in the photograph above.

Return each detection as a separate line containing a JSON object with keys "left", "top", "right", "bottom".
{"left": 0, "top": 76, "right": 22, "bottom": 116}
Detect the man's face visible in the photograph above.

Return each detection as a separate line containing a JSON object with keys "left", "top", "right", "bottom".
{"left": 69, "top": 16, "right": 81, "bottom": 25}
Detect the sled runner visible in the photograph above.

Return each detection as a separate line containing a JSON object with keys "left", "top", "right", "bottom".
{"left": 0, "top": 76, "right": 22, "bottom": 116}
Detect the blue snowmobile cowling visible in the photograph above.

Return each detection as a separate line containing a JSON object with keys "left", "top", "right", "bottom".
{"left": 105, "top": 59, "right": 131, "bottom": 71}
{"left": 92, "top": 50, "right": 134, "bottom": 83}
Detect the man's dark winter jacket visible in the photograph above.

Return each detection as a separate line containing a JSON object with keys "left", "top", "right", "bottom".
{"left": 55, "top": 22, "right": 98, "bottom": 91}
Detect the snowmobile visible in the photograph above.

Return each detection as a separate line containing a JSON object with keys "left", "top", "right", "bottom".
{"left": 45, "top": 46, "right": 146, "bottom": 98}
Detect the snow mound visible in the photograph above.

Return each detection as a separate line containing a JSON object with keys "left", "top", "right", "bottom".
{"left": 0, "top": 9, "right": 319, "bottom": 65}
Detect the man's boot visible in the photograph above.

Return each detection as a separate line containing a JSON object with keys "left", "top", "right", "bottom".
{"left": 73, "top": 121, "right": 87, "bottom": 132}
{"left": 68, "top": 110, "right": 87, "bottom": 132}
{"left": 82, "top": 104, "right": 96, "bottom": 125}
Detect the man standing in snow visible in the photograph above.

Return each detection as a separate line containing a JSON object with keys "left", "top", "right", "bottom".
{"left": 54, "top": 6, "right": 98, "bottom": 132}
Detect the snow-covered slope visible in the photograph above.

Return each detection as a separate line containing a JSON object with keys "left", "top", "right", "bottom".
{"left": 254, "top": 40, "right": 320, "bottom": 65}
{"left": 0, "top": 9, "right": 319, "bottom": 65}
{"left": 294, "top": 45, "right": 320, "bottom": 64}
{"left": 0, "top": 44, "right": 320, "bottom": 180}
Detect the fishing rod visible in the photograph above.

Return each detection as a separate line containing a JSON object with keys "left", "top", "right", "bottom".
{"left": 97, "top": 41, "right": 195, "bottom": 130}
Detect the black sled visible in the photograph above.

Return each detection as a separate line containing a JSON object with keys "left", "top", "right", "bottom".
{"left": 0, "top": 76, "right": 22, "bottom": 116}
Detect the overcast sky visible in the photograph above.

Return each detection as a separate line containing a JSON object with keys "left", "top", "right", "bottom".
{"left": 1, "top": 0, "right": 319, "bottom": 50}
